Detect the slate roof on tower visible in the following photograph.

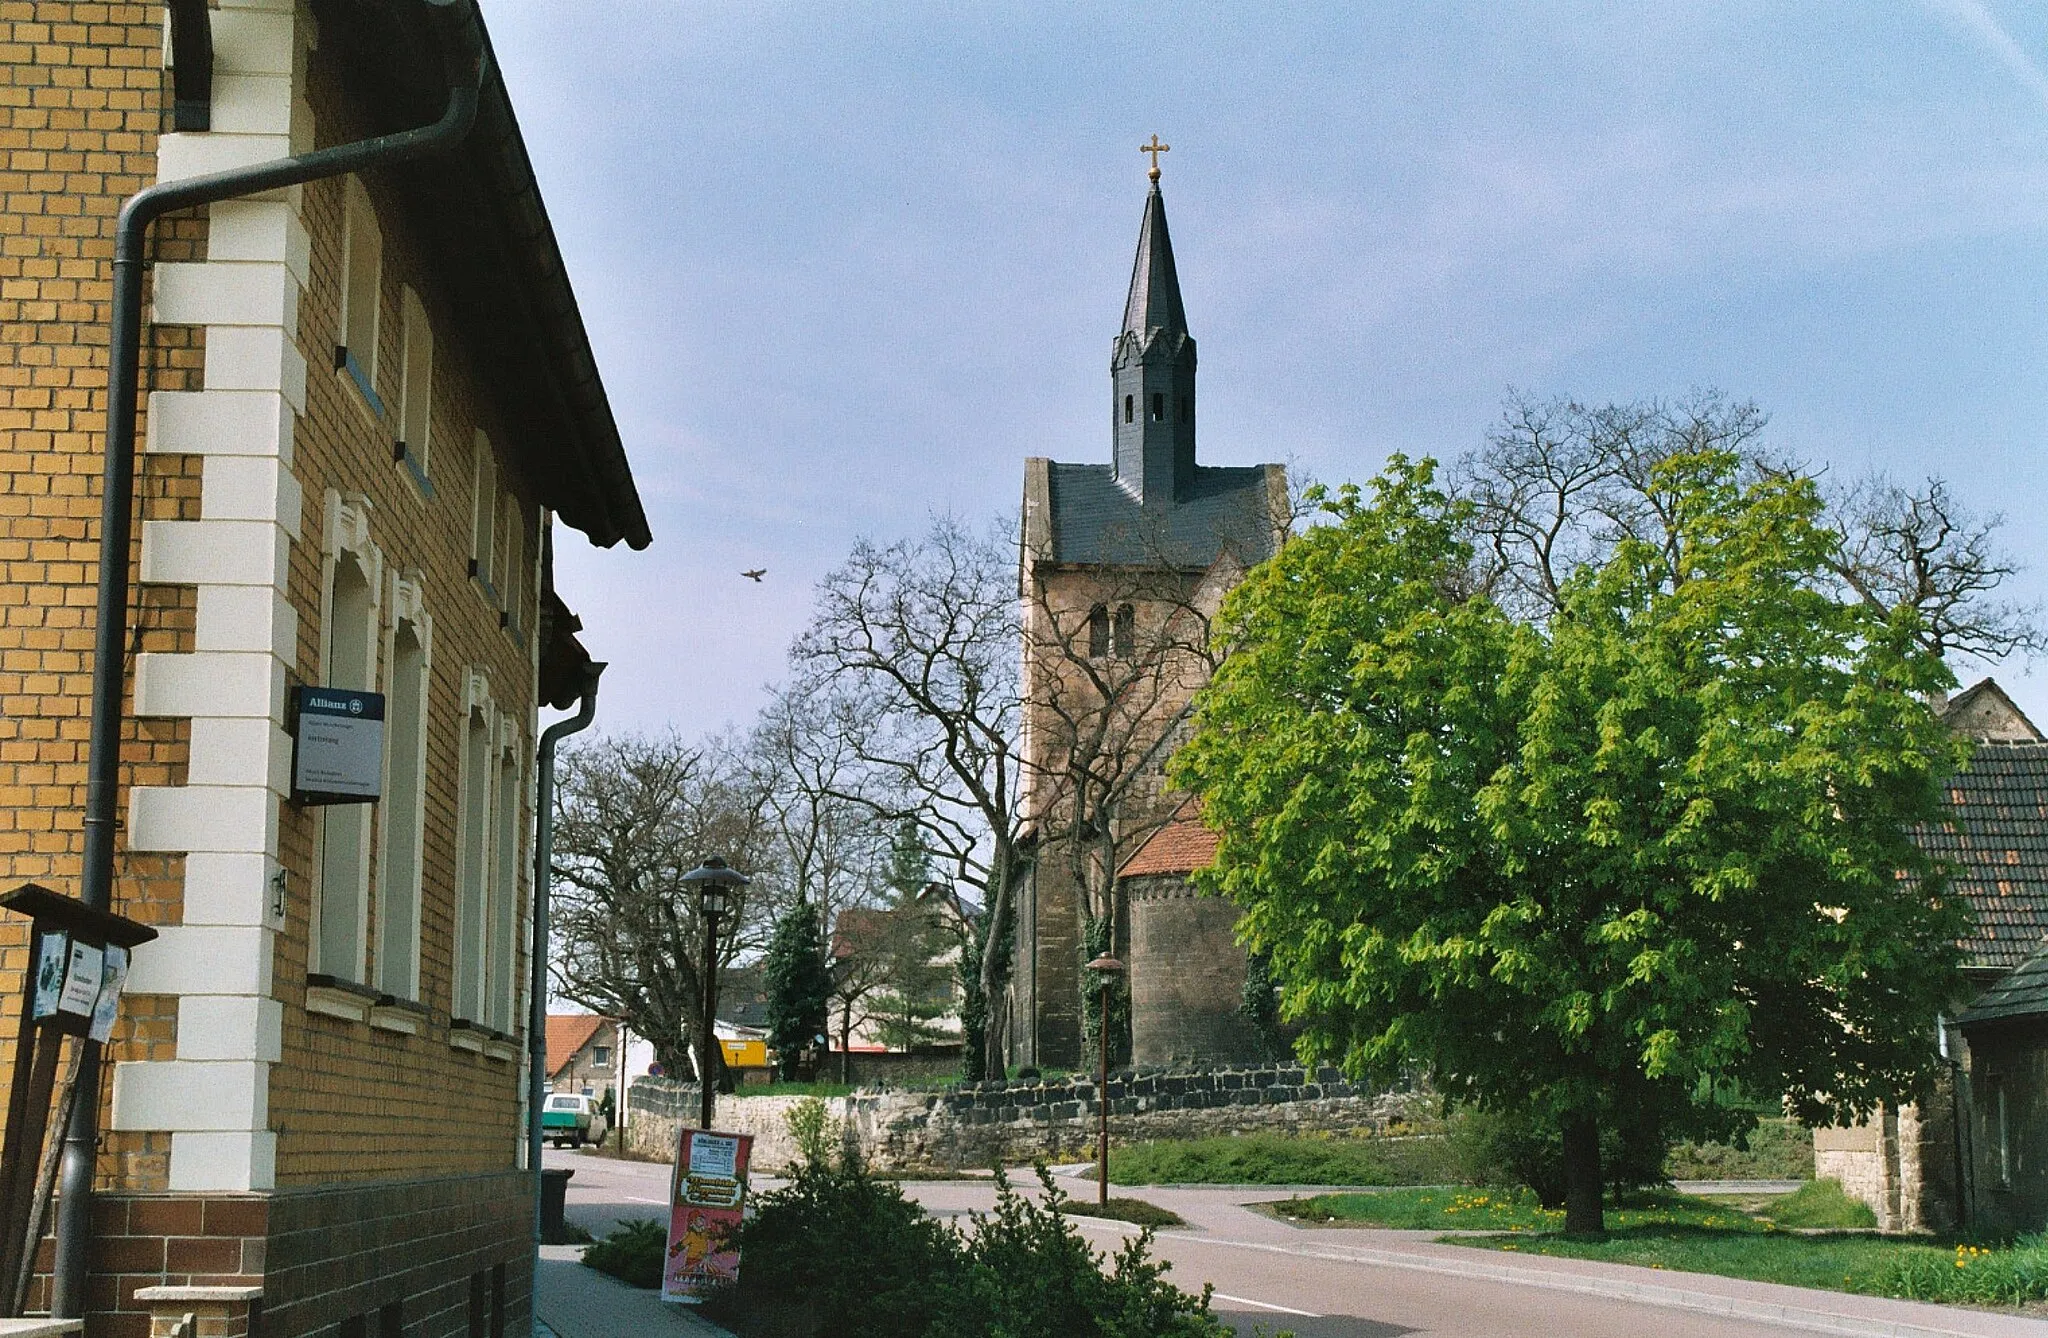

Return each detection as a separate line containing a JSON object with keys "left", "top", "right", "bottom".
{"left": 1026, "top": 170, "right": 1285, "bottom": 571}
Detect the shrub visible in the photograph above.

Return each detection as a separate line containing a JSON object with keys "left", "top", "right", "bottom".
{"left": 1060, "top": 1196, "right": 1186, "bottom": 1228}
{"left": 580, "top": 1218, "right": 667, "bottom": 1289}
{"left": 723, "top": 1156, "right": 1239, "bottom": 1337}
{"left": 1665, "top": 1117, "right": 1815, "bottom": 1182}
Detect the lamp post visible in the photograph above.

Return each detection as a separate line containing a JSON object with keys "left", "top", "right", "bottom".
{"left": 683, "top": 856, "right": 749, "bottom": 1132}
{"left": 1086, "top": 953, "right": 1125, "bottom": 1207}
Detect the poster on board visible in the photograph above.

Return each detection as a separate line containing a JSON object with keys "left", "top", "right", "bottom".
{"left": 660, "top": 1128, "right": 753, "bottom": 1303}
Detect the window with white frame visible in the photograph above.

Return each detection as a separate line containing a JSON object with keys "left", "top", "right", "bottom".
{"left": 374, "top": 574, "right": 431, "bottom": 1001}
{"left": 453, "top": 672, "right": 494, "bottom": 1023}
{"left": 338, "top": 177, "right": 383, "bottom": 409}
{"left": 471, "top": 432, "right": 498, "bottom": 596}
{"left": 396, "top": 285, "right": 433, "bottom": 480}
{"left": 313, "top": 493, "right": 382, "bottom": 985}
{"left": 486, "top": 722, "right": 524, "bottom": 1031}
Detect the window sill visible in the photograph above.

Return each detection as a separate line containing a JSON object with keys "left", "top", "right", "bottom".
{"left": 467, "top": 563, "right": 501, "bottom": 612}
{"left": 305, "top": 975, "right": 378, "bottom": 1023}
{"left": 334, "top": 345, "right": 384, "bottom": 422}
{"left": 369, "top": 994, "right": 428, "bottom": 1035}
{"left": 451, "top": 1017, "right": 519, "bottom": 1062}
{"left": 393, "top": 442, "right": 435, "bottom": 502}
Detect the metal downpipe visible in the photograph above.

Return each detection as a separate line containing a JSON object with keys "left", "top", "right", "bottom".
{"left": 529, "top": 664, "right": 602, "bottom": 1320}
{"left": 53, "top": 2, "right": 484, "bottom": 1316}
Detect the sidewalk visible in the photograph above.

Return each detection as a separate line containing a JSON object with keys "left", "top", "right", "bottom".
{"left": 534, "top": 1245, "right": 736, "bottom": 1338}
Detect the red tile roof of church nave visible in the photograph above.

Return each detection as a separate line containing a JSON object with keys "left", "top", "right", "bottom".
{"left": 1119, "top": 801, "right": 1221, "bottom": 878}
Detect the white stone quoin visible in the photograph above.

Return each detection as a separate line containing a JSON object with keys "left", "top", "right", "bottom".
{"left": 111, "top": 0, "right": 312, "bottom": 1194}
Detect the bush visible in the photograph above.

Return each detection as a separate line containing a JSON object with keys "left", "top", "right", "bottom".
{"left": 580, "top": 1218, "right": 667, "bottom": 1289}
{"left": 721, "top": 1156, "right": 1238, "bottom": 1337}
{"left": 1664, "top": 1118, "right": 1815, "bottom": 1182}
{"left": 1061, "top": 1196, "right": 1186, "bottom": 1227}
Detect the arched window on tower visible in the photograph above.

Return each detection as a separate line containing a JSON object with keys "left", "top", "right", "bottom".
{"left": 1113, "top": 604, "right": 1135, "bottom": 658}
{"left": 1151, "top": 392, "right": 1164, "bottom": 421}
{"left": 1123, "top": 395, "right": 1133, "bottom": 424}
{"left": 1087, "top": 603, "right": 1110, "bottom": 659}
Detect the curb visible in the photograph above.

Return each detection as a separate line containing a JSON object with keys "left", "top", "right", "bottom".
{"left": 1151, "top": 1232, "right": 2025, "bottom": 1338}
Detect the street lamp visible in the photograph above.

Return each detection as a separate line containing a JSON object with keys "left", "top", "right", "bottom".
{"left": 1086, "top": 953, "right": 1125, "bottom": 1207}
{"left": 683, "top": 855, "right": 750, "bottom": 1132}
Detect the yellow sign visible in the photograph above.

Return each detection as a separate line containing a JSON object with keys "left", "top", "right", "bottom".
{"left": 719, "top": 1037, "right": 767, "bottom": 1068}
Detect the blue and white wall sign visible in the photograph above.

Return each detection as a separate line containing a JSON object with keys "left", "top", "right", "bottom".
{"left": 292, "top": 686, "right": 386, "bottom": 805}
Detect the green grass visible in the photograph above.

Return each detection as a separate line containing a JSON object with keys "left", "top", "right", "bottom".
{"left": 1272, "top": 1187, "right": 1752, "bottom": 1233}
{"left": 1466, "top": 1229, "right": 2048, "bottom": 1306}
{"left": 1756, "top": 1178, "right": 1876, "bottom": 1229}
{"left": 1060, "top": 1196, "right": 1187, "bottom": 1228}
{"left": 733, "top": 1081, "right": 856, "bottom": 1098}
{"left": 1110, "top": 1132, "right": 1460, "bottom": 1187}
{"left": 1664, "top": 1117, "right": 1815, "bottom": 1182}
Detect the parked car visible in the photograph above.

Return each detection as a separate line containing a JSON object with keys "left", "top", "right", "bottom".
{"left": 542, "top": 1092, "right": 609, "bottom": 1148}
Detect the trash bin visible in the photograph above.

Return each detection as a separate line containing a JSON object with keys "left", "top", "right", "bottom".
{"left": 540, "top": 1167, "right": 575, "bottom": 1243}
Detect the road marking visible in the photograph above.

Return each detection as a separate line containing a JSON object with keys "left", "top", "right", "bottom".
{"left": 1210, "top": 1292, "right": 1321, "bottom": 1318}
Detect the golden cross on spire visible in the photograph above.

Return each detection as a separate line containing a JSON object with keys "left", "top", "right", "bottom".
{"left": 1140, "top": 134, "right": 1169, "bottom": 181}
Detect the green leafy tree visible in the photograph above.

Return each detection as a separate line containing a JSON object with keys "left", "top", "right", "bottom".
{"left": 764, "top": 902, "right": 833, "bottom": 1080}
{"left": 1176, "top": 451, "right": 1971, "bottom": 1232}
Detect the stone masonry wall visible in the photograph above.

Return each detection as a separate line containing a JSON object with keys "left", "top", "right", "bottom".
{"left": 625, "top": 1067, "right": 1416, "bottom": 1174}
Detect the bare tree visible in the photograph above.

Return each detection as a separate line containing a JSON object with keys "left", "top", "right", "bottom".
{"left": 1459, "top": 390, "right": 2041, "bottom": 667}
{"left": 1823, "top": 476, "right": 2046, "bottom": 664}
{"left": 549, "top": 732, "right": 777, "bottom": 1080}
{"left": 785, "top": 516, "right": 1027, "bottom": 1078}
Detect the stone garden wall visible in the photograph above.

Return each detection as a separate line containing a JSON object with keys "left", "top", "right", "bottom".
{"left": 623, "top": 1067, "right": 1418, "bottom": 1173}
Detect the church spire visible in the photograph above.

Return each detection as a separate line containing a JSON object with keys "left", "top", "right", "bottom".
{"left": 1113, "top": 139, "right": 1197, "bottom": 505}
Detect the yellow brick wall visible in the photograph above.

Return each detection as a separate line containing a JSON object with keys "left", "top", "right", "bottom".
{"left": 260, "top": 39, "right": 539, "bottom": 1185}
{"left": 0, "top": 3, "right": 545, "bottom": 1192}
{"left": 0, "top": 2, "right": 206, "bottom": 1192}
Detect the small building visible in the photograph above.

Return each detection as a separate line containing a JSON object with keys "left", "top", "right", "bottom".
{"left": 1956, "top": 947, "right": 2048, "bottom": 1233}
{"left": 546, "top": 1014, "right": 620, "bottom": 1101}
{"left": 0, "top": 1, "right": 650, "bottom": 1333}
{"left": 1118, "top": 803, "right": 1262, "bottom": 1065}
{"left": 1818, "top": 679, "right": 2048, "bottom": 1231}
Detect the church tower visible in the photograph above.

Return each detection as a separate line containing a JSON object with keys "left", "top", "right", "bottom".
{"left": 1012, "top": 142, "right": 1286, "bottom": 1070}
{"left": 1112, "top": 160, "right": 1197, "bottom": 503}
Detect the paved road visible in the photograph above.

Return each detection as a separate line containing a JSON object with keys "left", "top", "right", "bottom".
{"left": 545, "top": 1148, "right": 2047, "bottom": 1338}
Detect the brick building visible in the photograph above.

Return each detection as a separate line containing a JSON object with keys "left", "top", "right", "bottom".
{"left": 1010, "top": 161, "right": 1283, "bottom": 1069}
{"left": 0, "top": 1, "right": 647, "bottom": 1334}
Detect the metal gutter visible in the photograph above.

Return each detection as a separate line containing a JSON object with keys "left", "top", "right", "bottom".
{"left": 528, "top": 662, "right": 603, "bottom": 1324}
{"left": 54, "top": 1, "right": 485, "bottom": 1316}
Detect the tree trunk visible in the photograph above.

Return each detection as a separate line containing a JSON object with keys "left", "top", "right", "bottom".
{"left": 1562, "top": 1111, "right": 1604, "bottom": 1234}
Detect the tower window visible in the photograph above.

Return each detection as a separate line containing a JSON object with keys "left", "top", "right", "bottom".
{"left": 1087, "top": 604, "right": 1109, "bottom": 659}
{"left": 1151, "top": 392, "right": 1164, "bottom": 421}
{"left": 1113, "top": 604, "right": 1135, "bottom": 658}
{"left": 1123, "top": 394, "right": 1133, "bottom": 424}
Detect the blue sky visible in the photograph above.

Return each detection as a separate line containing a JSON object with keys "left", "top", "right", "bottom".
{"left": 483, "top": 1, "right": 2048, "bottom": 738}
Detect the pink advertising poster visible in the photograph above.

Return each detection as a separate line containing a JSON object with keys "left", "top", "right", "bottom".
{"left": 660, "top": 1128, "right": 753, "bottom": 1303}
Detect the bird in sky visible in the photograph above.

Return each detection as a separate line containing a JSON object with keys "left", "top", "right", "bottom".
{"left": 741, "top": 569, "right": 766, "bottom": 582}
